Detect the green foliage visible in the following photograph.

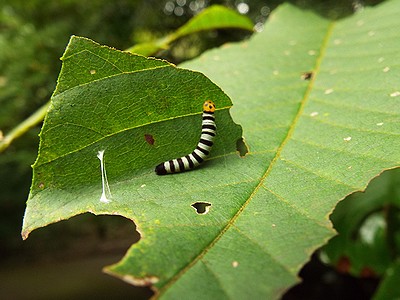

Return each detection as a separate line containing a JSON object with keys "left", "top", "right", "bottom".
{"left": 127, "top": 5, "right": 254, "bottom": 56}
{"left": 178, "top": 1, "right": 400, "bottom": 298}
{"left": 0, "top": 3, "right": 255, "bottom": 153}
{"left": 23, "top": 36, "right": 243, "bottom": 236}
{"left": 0, "top": 5, "right": 59, "bottom": 131}
{"left": 0, "top": 0, "right": 180, "bottom": 132}
{"left": 21, "top": 1, "right": 400, "bottom": 299}
{"left": 374, "top": 259, "right": 400, "bottom": 300}
{"left": 323, "top": 169, "right": 400, "bottom": 273}
{"left": 322, "top": 168, "right": 400, "bottom": 298}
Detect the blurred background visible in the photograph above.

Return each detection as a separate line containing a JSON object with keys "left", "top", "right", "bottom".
{"left": 0, "top": 0, "right": 392, "bottom": 299}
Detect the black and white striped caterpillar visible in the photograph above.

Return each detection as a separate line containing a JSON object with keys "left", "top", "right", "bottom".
{"left": 155, "top": 100, "right": 216, "bottom": 175}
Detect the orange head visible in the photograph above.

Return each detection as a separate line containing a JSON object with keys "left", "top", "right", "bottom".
{"left": 203, "top": 100, "right": 216, "bottom": 113}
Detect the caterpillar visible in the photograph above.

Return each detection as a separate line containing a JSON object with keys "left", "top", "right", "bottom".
{"left": 155, "top": 100, "right": 216, "bottom": 175}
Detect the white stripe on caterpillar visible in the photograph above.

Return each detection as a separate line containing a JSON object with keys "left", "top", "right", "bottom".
{"left": 155, "top": 100, "right": 216, "bottom": 175}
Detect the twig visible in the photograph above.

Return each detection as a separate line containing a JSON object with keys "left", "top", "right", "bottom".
{"left": 0, "top": 101, "right": 50, "bottom": 153}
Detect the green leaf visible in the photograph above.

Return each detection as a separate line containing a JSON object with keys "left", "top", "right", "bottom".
{"left": 23, "top": 1, "right": 400, "bottom": 299}
{"left": 174, "top": 1, "right": 400, "bottom": 298}
{"left": 23, "top": 35, "right": 243, "bottom": 235}
{"left": 322, "top": 167, "right": 400, "bottom": 298}
{"left": 322, "top": 169, "right": 400, "bottom": 277}
{"left": 374, "top": 259, "right": 400, "bottom": 300}
{"left": 173, "top": 5, "right": 254, "bottom": 38}
{"left": 127, "top": 5, "right": 254, "bottom": 56}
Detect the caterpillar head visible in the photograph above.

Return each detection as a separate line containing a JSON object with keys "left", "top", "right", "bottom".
{"left": 203, "top": 100, "right": 216, "bottom": 113}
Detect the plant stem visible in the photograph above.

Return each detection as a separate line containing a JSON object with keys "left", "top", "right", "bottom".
{"left": 0, "top": 101, "right": 50, "bottom": 153}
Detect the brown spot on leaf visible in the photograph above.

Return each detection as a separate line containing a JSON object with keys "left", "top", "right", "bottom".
{"left": 144, "top": 134, "right": 155, "bottom": 145}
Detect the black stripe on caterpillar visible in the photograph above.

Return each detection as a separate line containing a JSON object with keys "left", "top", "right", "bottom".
{"left": 155, "top": 100, "right": 216, "bottom": 175}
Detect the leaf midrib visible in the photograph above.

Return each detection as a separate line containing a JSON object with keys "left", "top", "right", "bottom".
{"left": 36, "top": 106, "right": 230, "bottom": 167}
{"left": 157, "top": 20, "right": 336, "bottom": 298}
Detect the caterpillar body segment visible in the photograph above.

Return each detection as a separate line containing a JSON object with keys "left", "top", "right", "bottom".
{"left": 155, "top": 100, "right": 216, "bottom": 175}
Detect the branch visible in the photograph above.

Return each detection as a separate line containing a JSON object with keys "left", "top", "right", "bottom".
{"left": 0, "top": 101, "right": 50, "bottom": 153}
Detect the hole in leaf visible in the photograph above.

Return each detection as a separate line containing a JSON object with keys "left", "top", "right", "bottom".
{"left": 144, "top": 134, "right": 155, "bottom": 145}
{"left": 301, "top": 71, "right": 313, "bottom": 80}
{"left": 22, "top": 213, "right": 141, "bottom": 250}
{"left": 236, "top": 137, "right": 248, "bottom": 157}
{"left": 191, "top": 202, "right": 211, "bottom": 214}
{"left": 20, "top": 214, "right": 153, "bottom": 294}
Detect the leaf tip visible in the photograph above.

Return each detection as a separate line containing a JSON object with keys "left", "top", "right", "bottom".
{"left": 21, "top": 229, "right": 30, "bottom": 241}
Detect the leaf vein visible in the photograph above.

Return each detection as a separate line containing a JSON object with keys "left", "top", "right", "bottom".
{"left": 292, "top": 136, "right": 398, "bottom": 164}
{"left": 279, "top": 156, "right": 360, "bottom": 189}
{"left": 158, "top": 17, "right": 337, "bottom": 299}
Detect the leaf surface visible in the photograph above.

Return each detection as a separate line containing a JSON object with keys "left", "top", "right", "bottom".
{"left": 169, "top": 1, "right": 400, "bottom": 299}
{"left": 23, "top": 35, "right": 243, "bottom": 236}
{"left": 167, "top": 1, "right": 400, "bottom": 298}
